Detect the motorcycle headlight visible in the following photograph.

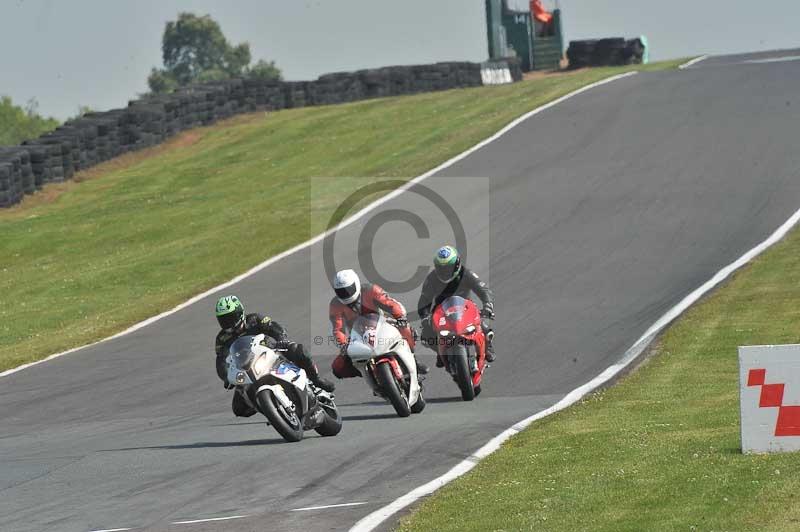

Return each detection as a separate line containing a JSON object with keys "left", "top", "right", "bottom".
{"left": 465, "top": 325, "right": 476, "bottom": 333}
{"left": 253, "top": 356, "right": 270, "bottom": 377}
{"left": 439, "top": 330, "right": 451, "bottom": 337}
{"left": 235, "top": 372, "right": 246, "bottom": 385}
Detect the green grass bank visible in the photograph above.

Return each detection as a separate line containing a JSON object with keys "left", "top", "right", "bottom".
{"left": 0, "top": 59, "right": 685, "bottom": 372}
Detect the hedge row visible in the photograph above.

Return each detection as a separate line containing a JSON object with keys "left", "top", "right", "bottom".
{"left": 0, "top": 60, "right": 519, "bottom": 208}
{"left": 567, "top": 38, "right": 645, "bottom": 69}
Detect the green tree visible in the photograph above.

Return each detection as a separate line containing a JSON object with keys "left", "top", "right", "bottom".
{"left": 247, "top": 59, "right": 282, "bottom": 81}
{"left": 148, "top": 12, "right": 282, "bottom": 93}
{"left": 146, "top": 68, "right": 180, "bottom": 94}
{"left": 0, "top": 96, "right": 59, "bottom": 146}
{"left": 74, "top": 105, "right": 94, "bottom": 119}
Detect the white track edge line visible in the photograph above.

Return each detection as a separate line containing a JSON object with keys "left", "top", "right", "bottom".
{"left": 679, "top": 55, "right": 709, "bottom": 69}
{"left": 89, "top": 528, "right": 132, "bottom": 532}
{"left": 350, "top": 207, "right": 800, "bottom": 532}
{"left": 291, "top": 502, "right": 369, "bottom": 512}
{"left": 172, "top": 515, "right": 247, "bottom": 525}
{"left": 0, "top": 71, "right": 638, "bottom": 379}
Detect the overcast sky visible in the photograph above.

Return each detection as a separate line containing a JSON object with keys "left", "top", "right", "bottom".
{"left": 1, "top": 0, "right": 799, "bottom": 120}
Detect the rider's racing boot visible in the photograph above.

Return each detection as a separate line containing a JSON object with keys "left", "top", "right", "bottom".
{"left": 314, "top": 377, "right": 336, "bottom": 393}
{"left": 485, "top": 330, "right": 496, "bottom": 363}
{"left": 307, "top": 363, "right": 336, "bottom": 393}
{"left": 414, "top": 355, "right": 429, "bottom": 375}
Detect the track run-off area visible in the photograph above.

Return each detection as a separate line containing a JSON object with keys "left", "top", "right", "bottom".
{"left": 3, "top": 49, "right": 800, "bottom": 532}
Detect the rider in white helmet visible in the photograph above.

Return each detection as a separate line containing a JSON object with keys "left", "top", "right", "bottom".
{"left": 329, "top": 269, "right": 429, "bottom": 378}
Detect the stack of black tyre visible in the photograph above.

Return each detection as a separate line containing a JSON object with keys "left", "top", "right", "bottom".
{"left": 359, "top": 66, "right": 417, "bottom": 98}
{"left": 411, "top": 62, "right": 483, "bottom": 93}
{"left": 0, "top": 148, "right": 33, "bottom": 207}
{"left": 0, "top": 59, "right": 519, "bottom": 208}
{"left": 567, "top": 38, "right": 645, "bottom": 68}
{"left": 299, "top": 62, "right": 484, "bottom": 105}
{"left": 237, "top": 79, "right": 286, "bottom": 112}
{"left": 307, "top": 72, "right": 366, "bottom": 106}
{"left": 505, "top": 57, "right": 524, "bottom": 82}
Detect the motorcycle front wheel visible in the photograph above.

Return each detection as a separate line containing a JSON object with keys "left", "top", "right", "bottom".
{"left": 257, "top": 388, "right": 303, "bottom": 442}
{"left": 314, "top": 400, "right": 343, "bottom": 437}
{"left": 410, "top": 390, "right": 426, "bottom": 414}
{"left": 447, "top": 344, "right": 475, "bottom": 401}
{"left": 375, "top": 361, "right": 411, "bottom": 417}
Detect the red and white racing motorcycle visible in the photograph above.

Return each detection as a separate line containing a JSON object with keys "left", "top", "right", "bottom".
{"left": 431, "top": 296, "right": 488, "bottom": 401}
{"left": 347, "top": 312, "right": 426, "bottom": 417}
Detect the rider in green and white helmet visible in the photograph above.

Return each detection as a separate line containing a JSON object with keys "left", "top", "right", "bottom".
{"left": 215, "top": 295, "right": 246, "bottom": 333}
{"left": 214, "top": 295, "right": 335, "bottom": 417}
{"left": 417, "top": 246, "right": 496, "bottom": 364}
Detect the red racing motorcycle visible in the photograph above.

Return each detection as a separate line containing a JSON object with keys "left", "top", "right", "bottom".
{"left": 431, "top": 295, "right": 488, "bottom": 401}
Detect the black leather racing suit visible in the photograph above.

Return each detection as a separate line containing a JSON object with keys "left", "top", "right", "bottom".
{"left": 215, "top": 313, "right": 325, "bottom": 416}
{"left": 416, "top": 267, "right": 495, "bottom": 353}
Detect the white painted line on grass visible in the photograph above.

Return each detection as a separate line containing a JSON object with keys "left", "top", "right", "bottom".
{"left": 172, "top": 515, "right": 247, "bottom": 525}
{"left": 350, "top": 207, "right": 800, "bottom": 532}
{"left": 679, "top": 55, "right": 709, "bottom": 69}
{"left": 0, "top": 70, "right": 638, "bottom": 380}
{"left": 291, "top": 502, "right": 369, "bottom": 512}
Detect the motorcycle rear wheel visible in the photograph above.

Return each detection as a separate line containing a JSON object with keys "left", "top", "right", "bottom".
{"left": 447, "top": 344, "right": 475, "bottom": 401}
{"left": 375, "top": 361, "right": 411, "bottom": 417}
{"left": 257, "top": 388, "right": 303, "bottom": 442}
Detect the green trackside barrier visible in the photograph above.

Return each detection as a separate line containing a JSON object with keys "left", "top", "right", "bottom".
{"left": 501, "top": 4, "right": 534, "bottom": 71}
{"left": 531, "top": 8, "right": 564, "bottom": 70}
{"left": 486, "top": 1, "right": 565, "bottom": 72}
{"left": 485, "top": 0, "right": 508, "bottom": 60}
{"left": 486, "top": 0, "right": 533, "bottom": 70}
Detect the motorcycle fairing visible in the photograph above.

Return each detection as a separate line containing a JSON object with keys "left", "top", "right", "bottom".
{"left": 347, "top": 312, "right": 421, "bottom": 406}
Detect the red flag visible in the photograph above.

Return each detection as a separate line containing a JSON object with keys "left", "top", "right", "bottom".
{"left": 531, "top": 0, "right": 553, "bottom": 23}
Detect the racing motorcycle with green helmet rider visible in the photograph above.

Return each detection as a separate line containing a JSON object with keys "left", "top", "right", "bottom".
{"left": 417, "top": 246, "right": 496, "bottom": 366}
{"left": 214, "top": 295, "right": 335, "bottom": 419}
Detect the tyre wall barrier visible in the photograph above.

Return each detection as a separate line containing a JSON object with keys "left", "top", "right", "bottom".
{"left": 566, "top": 38, "right": 645, "bottom": 69}
{"left": 480, "top": 58, "right": 522, "bottom": 85}
{"left": 0, "top": 59, "right": 519, "bottom": 208}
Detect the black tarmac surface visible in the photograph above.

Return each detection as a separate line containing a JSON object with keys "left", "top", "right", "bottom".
{"left": 3, "top": 49, "right": 800, "bottom": 532}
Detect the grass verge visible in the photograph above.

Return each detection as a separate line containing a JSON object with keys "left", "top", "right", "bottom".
{"left": 399, "top": 192, "right": 800, "bottom": 528}
{"left": 0, "top": 60, "right": 682, "bottom": 372}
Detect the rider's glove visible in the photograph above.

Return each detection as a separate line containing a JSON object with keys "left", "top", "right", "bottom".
{"left": 480, "top": 304, "right": 495, "bottom": 320}
{"left": 396, "top": 317, "right": 409, "bottom": 329}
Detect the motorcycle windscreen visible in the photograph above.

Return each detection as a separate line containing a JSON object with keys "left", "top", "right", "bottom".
{"left": 441, "top": 296, "right": 468, "bottom": 325}
{"left": 350, "top": 313, "right": 382, "bottom": 339}
{"left": 229, "top": 336, "right": 257, "bottom": 369}
{"left": 349, "top": 313, "right": 382, "bottom": 352}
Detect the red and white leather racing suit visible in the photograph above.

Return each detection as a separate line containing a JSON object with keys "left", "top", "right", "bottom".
{"left": 329, "top": 283, "right": 415, "bottom": 378}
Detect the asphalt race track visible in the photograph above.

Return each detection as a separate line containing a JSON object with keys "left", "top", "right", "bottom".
{"left": 3, "top": 49, "right": 800, "bottom": 532}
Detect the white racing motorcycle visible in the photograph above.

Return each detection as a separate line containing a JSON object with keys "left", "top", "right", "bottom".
{"left": 227, "top": 334, "right": 342, "bottom": 442}
{"left": 347, "top": 312, "right": 425, "bottom": 417}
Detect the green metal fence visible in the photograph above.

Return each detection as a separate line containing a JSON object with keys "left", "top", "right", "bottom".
{"left": 531, "top": 9, "right": 564, "bottom": 70}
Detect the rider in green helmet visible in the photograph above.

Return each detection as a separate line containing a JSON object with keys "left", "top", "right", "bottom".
{"left": 417, "top": 245, "right": 496, "bottom": 364}
{"left": 214, "top": 295, "right": 335, "bottom": 417}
